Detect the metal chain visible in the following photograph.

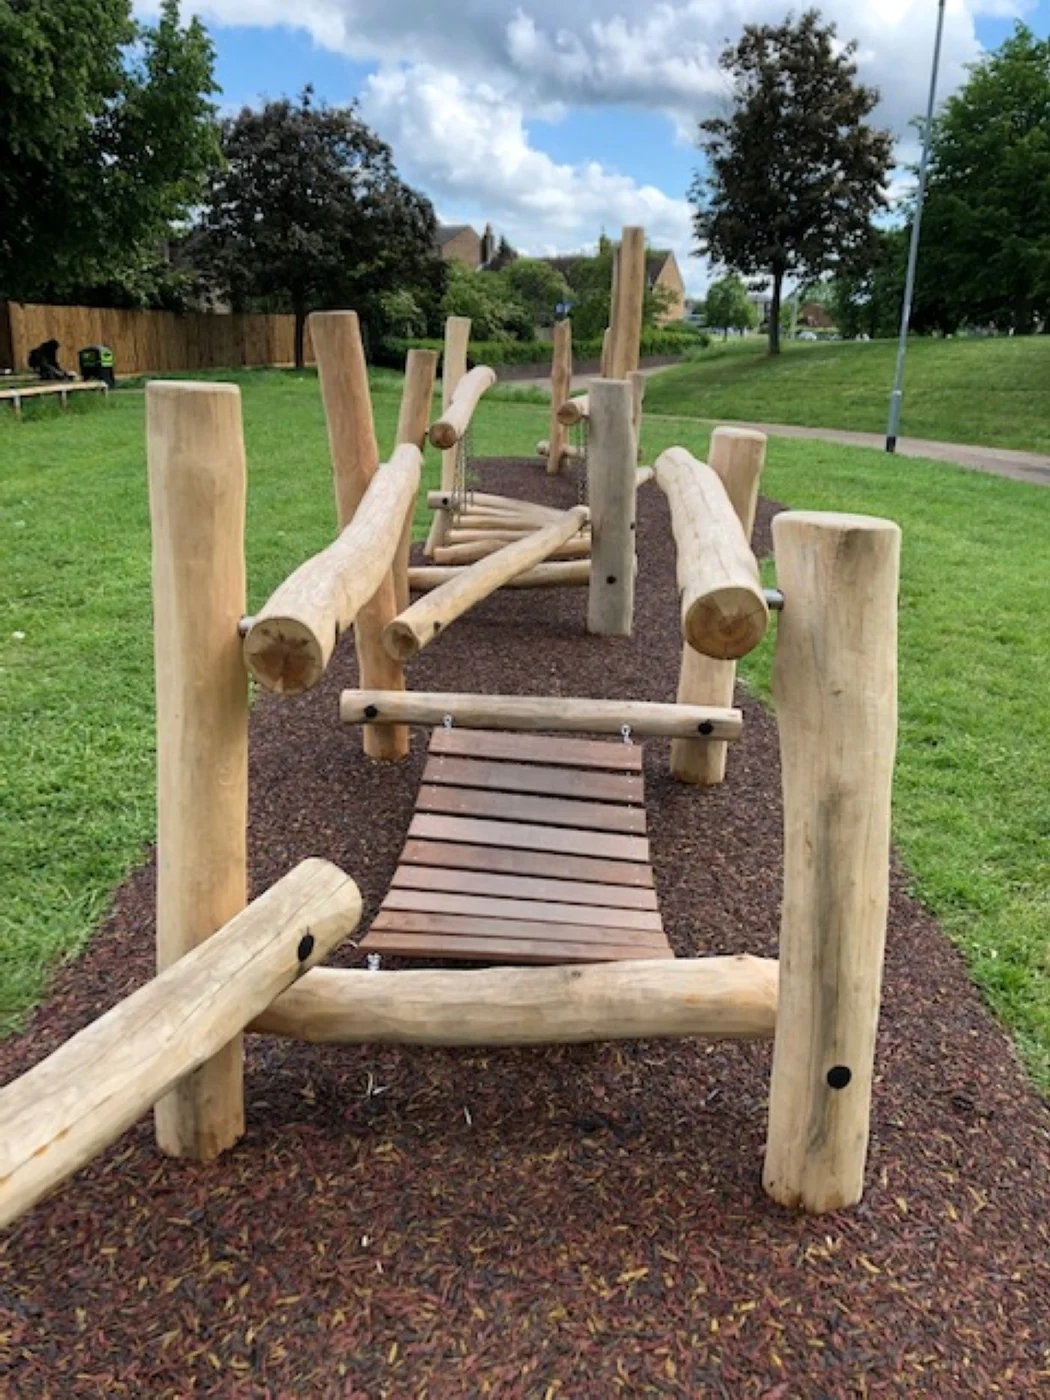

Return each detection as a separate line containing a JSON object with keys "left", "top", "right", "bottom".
{"left": 573, "top": 417, "right": 589, "bottom": 507}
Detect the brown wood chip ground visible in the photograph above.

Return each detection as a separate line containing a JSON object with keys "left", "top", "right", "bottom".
{"left": 361, "top": 728, "right": 671, "bottom": 964}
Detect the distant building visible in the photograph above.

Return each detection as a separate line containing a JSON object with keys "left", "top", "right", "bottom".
{"left": 646, "top": 251, "right": 686, "bottom": 322}
{"left": 540, "top": 246, "right": 687, "bottom": 323}
{"left": 435, "top": 223, "right": 497, "bottom": 270}
{"left": 799, "top": 301, "right": 834, "bottom": 329}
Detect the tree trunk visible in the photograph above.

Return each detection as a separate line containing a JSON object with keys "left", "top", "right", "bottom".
{"left": 768, "top": 270, "right": 784, "bottom": 355}
{"left": 293, "top": 304, "right": 306, "bottom": 370}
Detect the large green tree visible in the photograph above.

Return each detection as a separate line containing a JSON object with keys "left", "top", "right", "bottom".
{"left": 498, "top": 258, "right": 572, "bottom": 328}
{"left": 917, "top": 25, "right": 1050, "bottom": 335}
{"left": 0, "top": 0, "right": 220, "bottom": 304}
{"left": 704, "top": 273, "right": 757, "bottom": 339}
{"left": 200, "top": 90, "right": 442, "bottom": 366}
{"left": 691, "top": 9, "right": 893, "bottom": 353}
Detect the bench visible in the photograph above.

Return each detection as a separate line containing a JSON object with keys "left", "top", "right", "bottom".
{"left": 1, "top": 380, "right": 108, "bottom": 416}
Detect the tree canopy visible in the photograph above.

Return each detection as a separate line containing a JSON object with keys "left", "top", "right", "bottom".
{"left": 916, "top": 25, "right": 1050, "bottom": 335}
{"left": 0, "top": 0, "right": 220, "bottom": 305}
{"left": 704, "top": 274, "right": 757, "bottom": 339}
{"left": 200, "top": 89, "right": 443, "bottom": 365}
{"left": 499, "top": 258, "right": 572, "bottom": 328}
{"left": 691, "top": 9, "right": 892, "bottom": 353}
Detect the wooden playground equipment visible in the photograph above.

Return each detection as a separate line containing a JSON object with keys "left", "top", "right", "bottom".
{"left": 0, "top": 227, "right": 901, "bottom": 1228}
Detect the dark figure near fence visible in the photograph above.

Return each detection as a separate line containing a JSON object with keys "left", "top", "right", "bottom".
{"left": 27, "top": 340, "right": 75, "bottom": 381}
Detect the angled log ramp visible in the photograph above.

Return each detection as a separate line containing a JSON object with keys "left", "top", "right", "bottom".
{"left": 243, "top": 442, "right": 421, "bottom": 695}
{"left": 0, "top": 860, "right": 361, "bottom": 1230}
{"left": 434, "top": 536, "right": 591, "bottom": 566}
{"left": 393, "top": 348, "right": 439, "bottom": 611}
{"left": 384, "top": 506, "right": 589, "bottom": 662}
{"left": 426, "top": 490, "right": 563, "bottom": 524}
{"left": 653, "top": 445, "right": 769, "bottom": 661}
{"left": 342, "top": 691, "right": 741, "bottom": 740}
{"left": 357, "top": 729, "right": 672, "bottom": 964}
{"left": 428, "top": 364, "right": 497, "bottom": 449}
{"left": 255, "top": 956, "right": 778, "bottom": 1044}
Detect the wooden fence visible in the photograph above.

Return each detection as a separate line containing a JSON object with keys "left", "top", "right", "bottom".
{"left": 1, "top": 302, "right": 313, "bottom": 377}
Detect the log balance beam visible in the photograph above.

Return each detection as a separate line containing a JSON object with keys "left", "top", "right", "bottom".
{"left": 242, "top": 442, "right": 421, "bottom": 695}
{"left": 653, "top": 446, "right": 769, "bottom": 661}
{"left": 341, "top": 690, "right": 741, "bottom": 741}
{"left": 556, "top": 393, "right": 589, "bottom": 427}
{"left": 0, "top": 860, "right": 361, "bottom": 1230}
{"left": 408, "top": 561, "right": 590, "bottom": 592}
{"left": 384, "top": 506, "right": 590, "bottom": 662}
{"left": 428, "top": 365, "right": 497, "bottom": 450}
{"left": 253, "top": 955, "right": 778, "bottom": 1046}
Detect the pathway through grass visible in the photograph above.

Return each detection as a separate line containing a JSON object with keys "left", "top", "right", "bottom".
{"left": 3, "top": 372, "right": 1049, "bottom": 1090}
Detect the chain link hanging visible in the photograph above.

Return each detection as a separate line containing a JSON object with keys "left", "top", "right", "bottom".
{"left": 450, "top": 420, "right": 477, "bottom": 522}
{"left": 572, "top": 417, "right": 589, "bottom": 507}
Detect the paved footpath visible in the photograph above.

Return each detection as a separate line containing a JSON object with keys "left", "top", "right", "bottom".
{"left": 522, "top": 366, "right": 1050, "bottom": 487}
{"left": 705, "top": 419, "right": 1050, "bottom": 489}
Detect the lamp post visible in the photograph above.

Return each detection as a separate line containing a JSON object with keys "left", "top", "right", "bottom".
{"left": 885, "top": 0, "right": 947, "bottom": 453}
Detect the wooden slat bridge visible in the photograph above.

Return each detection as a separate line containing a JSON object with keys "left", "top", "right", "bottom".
{"left": 362, "top": 728, "right": 673, "bottom": 964}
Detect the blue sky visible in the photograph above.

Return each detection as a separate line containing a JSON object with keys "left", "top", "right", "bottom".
{"left": 139, "top": 1, "right": 1050, "bottom": 294}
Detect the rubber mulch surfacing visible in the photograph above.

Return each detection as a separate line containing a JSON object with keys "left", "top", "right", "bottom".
{"left": 2, "top": 460, "right": 1049, "bottom": 1398}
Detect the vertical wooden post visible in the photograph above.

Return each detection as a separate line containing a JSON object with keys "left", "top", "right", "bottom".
{"left": 608, "top": 227, "right": 646, "bottom": 379}
{"left": 310, "top": 310, "right": 407, "bottom": 761}
{"left": 671, "top": 428, "right": 767, "bottom": 786}
{"left": 424, "top": 316, "right": 471, "bottom": 556}
{"left": 147, "top": 381, "right": 248, "bottom": 1160}
{"left": 763, "top": 511, "right": 900, "bottom": 1214}
{"left": 394, "top": 348, "right": 439, "bottom": 610}
{"left": 587, "top": 378, "right": 636, "bottom": 637}
{"left": 628, "top": 369, "right": 646, "bottom": 459}
{"left": 547, "top": 319, "right": 573, "bottom": 477}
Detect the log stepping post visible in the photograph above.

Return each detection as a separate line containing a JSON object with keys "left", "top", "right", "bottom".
{"left": 762, "top": 511, "right": 900, "bottom": 1214}
{"left": 424, "top": 315, "right": 471, "bottom": 557}
{"left": 147, "top": 381, "right": 249, "bottom": 1160}
{"left": 311, "top": 310, "right": 408, "bottom": 760}
{"left": 547, "top": 318, "right": 572, "bottom": 476}
{"left": 587, "top": 378, "right": 636, "bottom": 637}
{"left": 394, "top": 348, "right": 439, "bottom": 611}
{"left": 671, "top": 427, "right": 768, "bottom": 786}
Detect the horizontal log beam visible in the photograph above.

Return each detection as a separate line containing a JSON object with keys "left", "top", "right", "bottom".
{"left": 253, "top": 955, "right": 778, "bottom": 1045}
{"left": 385, "top": 507, "right": 590, "bottom": 663}
{"left": 536, "top": 439, "right": 586, "bottom": 463}
{"left": 653, "top": 446, "right": 769, "bottom": 661}
{"left": 434, "top": 536, "right": 591, "bottom": 566}
{"left": 409, "top": 561, "right": 590, "bottom": 591}
{"left": 426, "top": 490, "right": 562, "bottom": 523}
{"left": 340, "top": 690, "right": 742, "bottom": 740}
{"left": 556, "top": 394, "right": 590, "bottom": 427}
{"left": 243, "top": 443, "right": 421, "bottom": 694}
{"left": 0, "top": 860, "right": 361, "bottom": 1229}
{"left": 428, "top": 365, "right": 497, "bottom": 449}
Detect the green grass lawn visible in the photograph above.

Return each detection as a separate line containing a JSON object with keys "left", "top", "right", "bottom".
{"left": 3, "top": 372, "right": 1050, "bottom": 1092}
{"left": 644, "top": 335, "right": 1050, "bottom": 455}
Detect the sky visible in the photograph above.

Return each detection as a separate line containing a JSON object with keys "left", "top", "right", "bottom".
{"left": 135, "top": 0, "right": 1050, "bottom": 296}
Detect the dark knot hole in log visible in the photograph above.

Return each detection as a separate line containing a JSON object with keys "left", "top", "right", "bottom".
{"left": 297, "top": 932, "right": 315, "bottom": 963}
{"left": 827, "top": 1065, "right": 852, "bottom": 1090}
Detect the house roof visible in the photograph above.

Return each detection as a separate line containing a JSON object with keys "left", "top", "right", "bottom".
{"left": 435, "top": 224, "right": 476, "bottom": 247}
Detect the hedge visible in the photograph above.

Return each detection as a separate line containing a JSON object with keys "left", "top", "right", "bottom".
{"left": 379, "top": 326, "right": 707, "bottom": 369}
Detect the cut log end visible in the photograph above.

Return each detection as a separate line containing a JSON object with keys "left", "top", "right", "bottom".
{"left": 685, "top": 587, "right": 770, "bottom": 661}
{"left": 428, "top": 422, "right": 458, "bottom": 451}
{"left": 383, "top": 618, "right": 422, "bottom": 664}
{"left": 243, "top": 617, "right": 325, "bottom": 695}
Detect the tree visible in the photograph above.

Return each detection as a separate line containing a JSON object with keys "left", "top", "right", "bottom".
{"left": 499, "top": 258, "right": 572, "bottom": 328}
{"left": 691, "top": 10, "right": 893, "bottom": 354}
{"left": 831, "top": 229, "right": 907, "bottom": 339}
{"left": 441, "top": 263, "right": 532, "bottom": 341}
{"left": 917, "top": 25, "right": 1050, "bottom": 335}
{"left": 200, "top": 90, "right": 441, "bottom": 365}
{"left": 704, "top": 274, "right": 757, "bottom": 339}
{"left": 558, "top": 243, "right": 680, "bottom": 340}
{"left": 0, "top": 0, "right": 220, "bottom": 304}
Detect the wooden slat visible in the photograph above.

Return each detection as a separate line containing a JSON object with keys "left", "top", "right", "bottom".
{"left": 417, "top": 784, "right": 646, "bottom": 835}
{"left": 390, "top": 864, "right": 660, "bottom": 910}
{"left": 381, "top": 889, "right": 663, "bottom": 932}
{"left": 429, "top": 727, "right": 642, "bottom": 772}
{"left": 361, "top": 931, "right": 668, "bottom": 964}
{"left": 400, "top": 839, "right": 654, "bottom": 888}
{"left": 422, "top": 756, "right": 642, "bottom": 804}
{"left": 368, "top": 911, "right": 668, "bottom": 952}
{"left": 408, "top": 814, "right": 650, "bottom": 864}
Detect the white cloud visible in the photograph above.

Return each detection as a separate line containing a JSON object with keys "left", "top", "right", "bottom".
{"left": 134, "top": 0, "right": 1026, "bottom": 295}
{"left": 360, "top": 65, "right": 700, "bottom": 287}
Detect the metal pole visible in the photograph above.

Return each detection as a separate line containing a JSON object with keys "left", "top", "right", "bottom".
{"left": 885, "top": 0, "right": 946, "bottom": 453}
